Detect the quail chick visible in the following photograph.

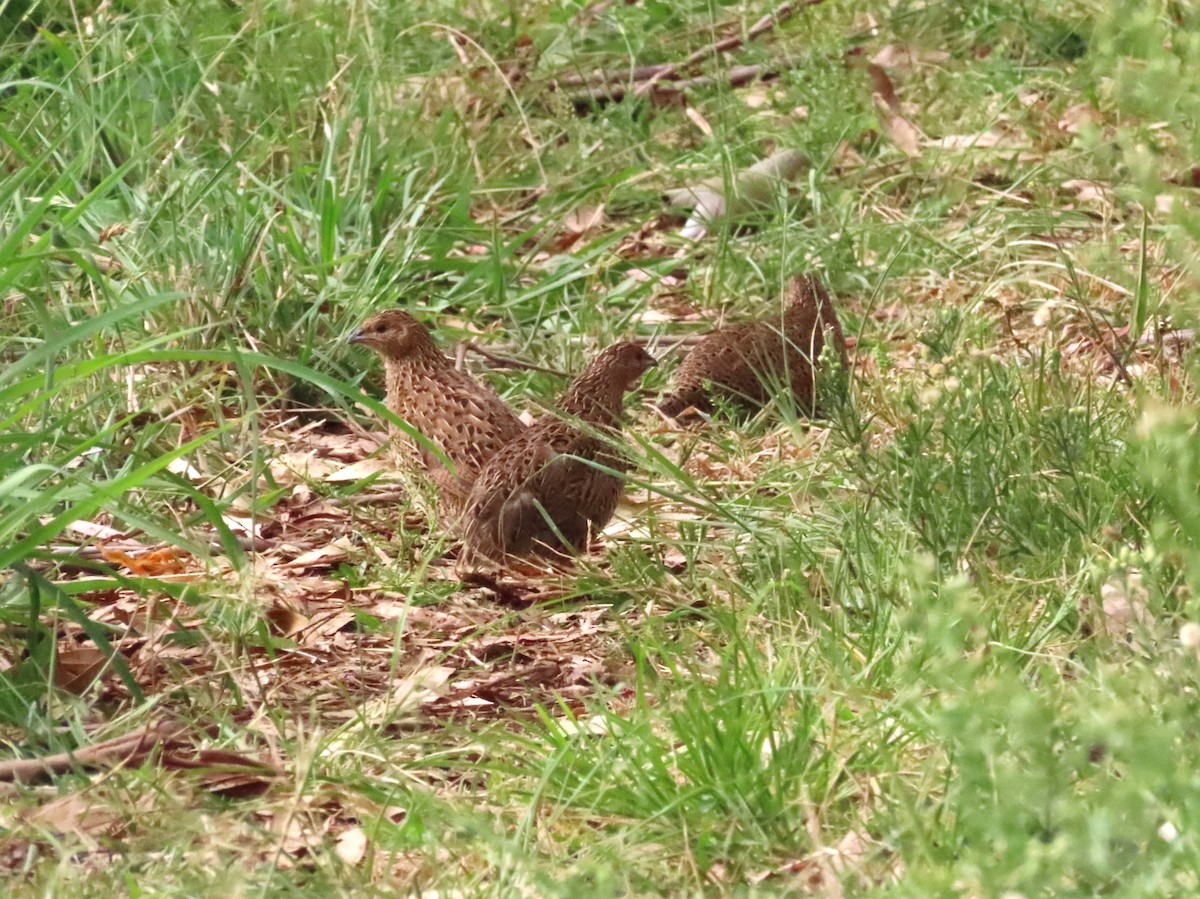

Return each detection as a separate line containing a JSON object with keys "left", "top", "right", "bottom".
{"left": 657, "top": 273, "right": 848, "bottom": 421}
{"left": 350, "top": 310, "right": 525, "bottom": 512}
{"left": 460, "top": 342, "right": 657, "bottom": 567}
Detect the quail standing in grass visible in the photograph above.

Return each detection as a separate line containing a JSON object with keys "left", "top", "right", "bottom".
{"left": 350, "top": 309, "right": 525, "bottom": 513}
{"left": 657, "top": 273, "right": 848, "bottom": 421}
{"left": 459, "top": 342, "right": 657, "bottom": 568}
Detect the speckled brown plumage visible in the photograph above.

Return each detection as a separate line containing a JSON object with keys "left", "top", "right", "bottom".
{"left": 350, "top": 310, "right": 525, "bottom": 511}
{"left": 657, "top": 274, "right": 848, "bottom": 420}
{"left": 459, "top": 342, "right": 657, "bottom": 567}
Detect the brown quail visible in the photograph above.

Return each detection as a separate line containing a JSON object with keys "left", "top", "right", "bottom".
{"left": 350, "top": 310, "right": 525, "bottom": 511}
{"left": 459, "top": 342, "right": 657, "bottom": 567}
{"left": 657, "top": 273, "right": 848, "bottom": 421}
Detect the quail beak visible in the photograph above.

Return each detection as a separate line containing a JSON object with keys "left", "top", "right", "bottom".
{"left": 348, "top": 329, "right": 367, "bottom": 345}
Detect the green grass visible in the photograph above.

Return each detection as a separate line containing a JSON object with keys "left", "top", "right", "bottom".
{"left": 3, "top": 0, "right": 1200, "bottom": 895}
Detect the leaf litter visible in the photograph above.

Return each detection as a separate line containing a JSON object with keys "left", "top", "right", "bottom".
{"left": 9, "top": 8, "right": 1200, "bottom": 888}
{"left": 10, "top": 411, "right": 668, "bottom": 868}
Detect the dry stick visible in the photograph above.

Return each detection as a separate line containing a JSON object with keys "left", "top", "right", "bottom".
{"left": 570, "top": 64, "right": 776, "bottom": 109}
{"left": 0, "top": 720, "right": 189, "bottom": 784}
{"left": 328, "top": 489, "right": 409, "bottom": 507}
{"left": 556, "top": 62, "right": 680, "bottom": 89}
{"left": 632, "top": 0, "right": 825, "bottom": 98}
{"left": 460, "top": 341, "right": 569, "bottom": 378}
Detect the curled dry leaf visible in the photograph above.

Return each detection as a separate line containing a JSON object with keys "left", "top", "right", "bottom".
{"left": 23, "top": 793, "right": 121, "bottom": 839}
{"left": 832, "top": 141, "right": 866, "bottom": 172}
{"left": 283, "top": 535, "right": 357, "bottom": 571}
{"left": 97, "top": 223, "right": 127, "bottom": 243}
{"left": 866, "top": 64, "right": 925, "bottom": 158}
{"left": 866, "top": 63, "right": 902, "bottom": 112}
{"left": 264, "top": 602, "right": 310, "bottom": 637}
{"left": 100, "top": 546, "right": 191, "bottom": 577}
{"left": 924, "top": 128, "right": 1018, "bottom": 151}
{"left": 872, "top": 93, "right": 923, "bottom": 158}
{"left": 1062, "top": 179, "right": 1113, "bottom": 212}
{"left": 53, "top": 643, "right": 111, "bottom": 694}
{"left": 1057, "top": 102, "right": 1099, "bottom": 134}
{"left": 552, "top": 203, "right": 606, "bottom": 251}
{"left": 270, "top": 451, "right": 342, "bottom": 485}
{"left": 357, "top": 665, "right": 456, "bottom": 725}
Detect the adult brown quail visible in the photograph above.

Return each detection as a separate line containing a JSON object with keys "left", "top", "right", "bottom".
{"left": 657, "top": 273, "right": 848, "bottom": 421}
{"left": 459, "top": 342, "right": 657, "bottom": 567}
{"left": 350, "top": 310, "right": 525, "bottom": 512}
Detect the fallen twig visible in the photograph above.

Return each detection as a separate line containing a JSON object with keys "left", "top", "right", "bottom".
{"left": 328, "top": 489, "right": 410, "bottom": 507}
{"left": 556, "top": 62, "right": 679, "bottom": 89}
{"left": 459, "top": 341, "right": 570, "bottom": 378}
{"left": 0, "top": 720, "right": 189, "bottom": 784}
{"left": 569, "top": 64, "right": 777, "bottom": 111}
{"left": 632, "top": 0, "right": 825, "bottom": 98}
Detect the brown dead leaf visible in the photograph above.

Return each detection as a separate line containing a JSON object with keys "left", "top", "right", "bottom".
{"left": 866, "top": 64, "right": 901, "bottom": 112}
{"left": 270, "top": 451, "right": 341, "bottom": 485}
{"left": 100, "top": 546, "right": 190, "bottom": 577}
{"left": 89, "top": 254, "right": 122, "bottom": 275}
{"left": 870, "top": 44, "right": 950, "bottom": 72}
{"left": 872, "top": 93, "right": 922, "bottom": 158}
{"left": 924, "top": 128, "right": 1017, "bottom": 151}
{"left": 552, "top": 204, "right": 607, "bottom": 251}
{"left": 832, "top": 141, "right": 866, "bottom": 172}
{"left": 284, "top": 536, "right": 357, "bottom": 571}
{"left": 660, "top": 546, "right": 690, "bottom": 574}
{"left": 264, "top": 603, "right": 310, "bottom": 638}
{"left": 1062, "top": 178, "right": 1113, "bottom": 211}
{"left": 295, "top": 610, "right": 358, "bottom": 646}
{"left": 357, "top": 665, "right": 456, "bottom": 725}
{"left": 203, "top": 768, "right": 277, "bottom": 800}
{"left": 23, "top": 793, "right": 120, "bottom": 840}
{"left": 1057, "top": 102, "right": 1099, "bottom": 134}
{"left": 65, "top": 520, "right": 126, "bottom": 541}
{"left": 53, "top": 643, "right": 110, "bottom": 694}
{"left": 98, "top": 223, "right": 127, "bottom": 243}
{"left": 748, "top": 830, "right": 879, "bottom": 893}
